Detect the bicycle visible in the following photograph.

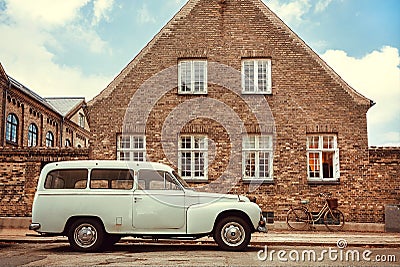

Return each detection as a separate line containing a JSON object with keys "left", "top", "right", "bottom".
{"left": 286, "top": 193, "right": 345, "bottom": 231}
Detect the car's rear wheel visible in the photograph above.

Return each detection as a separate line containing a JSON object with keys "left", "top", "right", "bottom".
{"left": 214, "top": 216, "right": 251, "bottom": 251}
{"left": 68, "top": 218, "right": 104, "bottom": 252}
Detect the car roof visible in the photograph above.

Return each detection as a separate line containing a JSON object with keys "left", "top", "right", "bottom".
{"left": 41, "top": 160, "right": 173, "bottom": 173}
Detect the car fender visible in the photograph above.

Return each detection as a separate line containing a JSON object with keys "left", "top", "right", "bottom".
{"left": 186, "top": 201, "right": 261, "bottom": 234}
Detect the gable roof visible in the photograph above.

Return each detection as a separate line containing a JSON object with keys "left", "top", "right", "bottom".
{"left": 45, "top": 97, "right": 86, "bottom": 118}
{"left": 8, "top": 75, "right": 57, "bottom": 112}
{"left": 88, "top": 0, "right": 371, "bottom": 107}
{"left": 5, "top": 70, "right": 85, "bottom": 119}
{"left": 88, "top": 0, "right": 202, "bottom": 106}
{"left": 248, "top": 0, "right": 372, "bottom": 106}
{"left": 0, "top": 62, "right": 8, "bottom": 83}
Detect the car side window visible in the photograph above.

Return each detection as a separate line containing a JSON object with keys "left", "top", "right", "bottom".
{"left": 44, "top": 169, "right": 88, "bottom": 189}
{"left": 137, "top": 169, "right": 181, "bottom": 190}
{"left": 90, "top": 169, "right": 134, "bottom": 190}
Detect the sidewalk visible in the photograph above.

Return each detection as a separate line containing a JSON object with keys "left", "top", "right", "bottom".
{"left": 1, "top": 228, "right": 399, "bottom": 248}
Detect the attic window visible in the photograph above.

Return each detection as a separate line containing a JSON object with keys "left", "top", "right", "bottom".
{"left": 242, "top": 59, "right": 272, "bottom": 94}
{"left": 178, "top": 60, "right": 207, "bottom": 94}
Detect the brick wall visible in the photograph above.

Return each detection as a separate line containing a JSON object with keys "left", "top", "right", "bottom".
{"left": 86, "top": 0, "right": 397, "bottom": 223}
{"left": 0, "top": 148, "right": 89, "bottom": 216}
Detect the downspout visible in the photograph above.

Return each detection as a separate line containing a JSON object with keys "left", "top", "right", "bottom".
{"left": 60, "top": 116, "right": 64, "bottom": 147}
{"left": 1, "top": 81, "right": 10, "bottom": 146}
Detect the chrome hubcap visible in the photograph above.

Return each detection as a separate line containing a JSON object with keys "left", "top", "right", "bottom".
{"left": 74, "top": 224, "right": 97, "bottom": 248}
{"left": 221, "top": 222, "right": 245, "bottom": 246}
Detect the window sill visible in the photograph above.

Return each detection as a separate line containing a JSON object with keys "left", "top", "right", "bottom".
{"left": 178, "top": 91, "right": 208, "bottom": 95}
{"left": 185, "top": 179, "right": 208, "bottom": 183}
{"left": 241, "top": 92, "right": 272, "bottom": 95}
{"left": 6, "top": 140, "right": 18, "bottom": 146}
{"left": 308, "top": 179, "right": 340, "bottom": 185}
{"left": 242, "top": 179, "right": 274, "bottom": 184}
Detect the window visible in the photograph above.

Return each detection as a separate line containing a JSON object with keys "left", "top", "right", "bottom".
{"left": 242, "top": 135, "right": 273, "bottom": 180}
{"left": 6, "top": 113, "right": 18, "bottom": 143}
{"left": 45, "top": 169, "right": 88, "bottom": 189}
{"left": 79, "top": 113, "right": 85, "bottom": 128}
{"left": 178, "top": 135, "right": 208, "bottom": 180}
{"left": 137, "top": 170, "right": 181, "bottom": 190}
{"left": 65, "top": 139, "right": 71, "bottom": 147}
{"left": 90, "top": 169, "right": 134, "bottom": 190}
{"left": 307, "top": 135, "right": 340, "bottom": 181}
{"left": 117, "top": 135, "right": 146, "bottom": 161}
{"left": 46, "top": 131, "right": 54, "bottom": 147}
{"left": 178, "top": 60, "right": 207, "bottom": 94}
{"left": 242, "top": 59, "right": 272, "bottom": 94}
{"left": 28, "top": 123, "right": 38, "bottom": 147}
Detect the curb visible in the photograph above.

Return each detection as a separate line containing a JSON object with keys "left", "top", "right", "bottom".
{"left": 1, "top": 237, "right": 399, "bottom": 248}
{"left": 0, "top": 217, "right": 387, "bottom": 232}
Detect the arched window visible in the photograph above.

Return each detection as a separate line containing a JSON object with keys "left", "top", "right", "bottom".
{"left": 28, "top": 123, "right": 38, "bottom": 147}
{"left": 46, "top": 131, "right": 54, "bottom": 147}
{"left": 65, "top": 139, "right": 71, "bottom": 147}
{"left": 6, "top": 113, "right": 18, "bottom": 143}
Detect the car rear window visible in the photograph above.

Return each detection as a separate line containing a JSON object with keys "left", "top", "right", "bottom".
{"left": 45, "top": 169, "right": 88, "bottom": 189}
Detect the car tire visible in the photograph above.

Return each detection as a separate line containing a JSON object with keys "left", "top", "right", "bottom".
{"left": 67, "top": 218, "right": 105, "bottom": 252}
{"left": 214, "top": 216, "right": 251, "bottom": 251}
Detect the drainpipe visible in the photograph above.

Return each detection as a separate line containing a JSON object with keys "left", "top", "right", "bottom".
{"left": 60, "top": 116, "right": 64, "bottom": 147}
{"left": 1, "top": 81, "right": 10, "bottom": 146}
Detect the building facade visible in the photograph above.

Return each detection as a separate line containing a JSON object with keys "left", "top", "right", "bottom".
{"left": 86, "top": 0, "right": 398, "bottom": 223}
{"left": 0, "top": 63, "right": 90, "bottom": 149}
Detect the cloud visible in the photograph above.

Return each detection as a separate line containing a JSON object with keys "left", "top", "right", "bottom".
{"left": 137, "top": 3, "right": 156, "bottom": 24}
{"left": 92, "top": 0, "right": 114, "bottom": 26}
{"left": 2, "top": 0, "right": 90, "bottom": 27}
{"left": 314, "top": 0, "right": 333, "bottom": 13}
{"left": 0, "top": 0, "right": 113, "bottom": 100}
{"left": 321, "top": 46, "right": 400, "bottom": 146}
{"left": 264, "top": 0, "right": 311, "bottom": 24}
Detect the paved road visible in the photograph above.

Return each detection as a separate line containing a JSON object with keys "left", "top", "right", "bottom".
{"left": 1, "top": 241, "right": 399, "bottom": 266}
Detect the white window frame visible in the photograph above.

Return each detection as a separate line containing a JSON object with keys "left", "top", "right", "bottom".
{"left": 307, "top": 135, "right": 340, "bottom": 182}
{"left": 241, "top": 59, "right": 272, "bottom": 94}
{"left": 178, "top": 60, "right": 207, "bottom": 94}
{"left": 178, "top": 135, "right": 208, "bottom": 180}
{"left": 117, "top": 135, "right": 146, "bottom": 162}
{"left": 242, "top": 135, "right": 273, "bottom": 181}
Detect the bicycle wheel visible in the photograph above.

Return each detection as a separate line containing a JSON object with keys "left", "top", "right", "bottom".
{"left": 286, "top": 207, "right": 310, "bottom": 230}
{"left": 324, "top": 208, "right": 345, "bottom": 231}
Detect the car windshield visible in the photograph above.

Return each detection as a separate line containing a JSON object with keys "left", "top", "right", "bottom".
{"left": 172, "top": 170, "right": 192, "bottom": 190}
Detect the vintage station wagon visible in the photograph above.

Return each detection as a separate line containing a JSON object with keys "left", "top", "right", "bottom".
{"left": 30, "top": 160, "right": 267, "bottom": 252}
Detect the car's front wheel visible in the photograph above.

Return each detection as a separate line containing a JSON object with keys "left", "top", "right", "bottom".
{"left": 214, "top": 216, "right": 251, "bottom": 251}
{"left": 67, "top": 218, "right": 105, "bottom": 252}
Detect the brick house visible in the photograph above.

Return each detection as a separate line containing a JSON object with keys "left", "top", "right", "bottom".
{"left": 88, "top": 0, "right": 398, "bottom": 223}
{"left": 0, "top": 63, "right": 90, "bottom": 149}
{"left": 0, "top": 62, "right": 91, "bottom": 216}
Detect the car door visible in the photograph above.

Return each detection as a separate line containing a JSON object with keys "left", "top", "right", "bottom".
{"left": 132, "top": 169, "right": 185, "bottom": 230}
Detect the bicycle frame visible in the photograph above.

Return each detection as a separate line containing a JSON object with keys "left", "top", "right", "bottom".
{"left": 287, "top": 193, "right": 344, "bottom": 231}
{"left": 298, "top": 201, "right": 332, "bottom": 225}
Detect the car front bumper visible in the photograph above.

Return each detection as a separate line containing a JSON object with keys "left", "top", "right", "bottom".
{"left": 257, "top": 214, "right": 267, "bottom": 232}
{"left": 29, "top": 223, "right": 41, "bottom": 231}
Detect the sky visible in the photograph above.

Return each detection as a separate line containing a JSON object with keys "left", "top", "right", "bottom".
{"left": 0, "top": 0, "right": 399, "bottom": 146}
